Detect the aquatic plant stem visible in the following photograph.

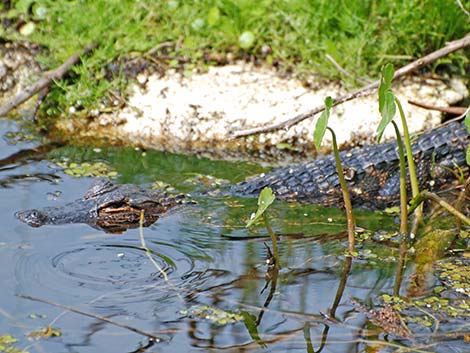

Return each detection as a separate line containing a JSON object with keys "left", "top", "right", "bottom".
{"left": 393, "top": 243, "right": 408, "bottom": 296}
{"left": 263, "top": 213, "right": 279, "bottom": 265}
{"left": 327, "top": 127, "right": 355, "bottom": 254}
{"left": 329, "top": 256, "right": 352, "bottom": 318}
{"left": 139, "top": 211, "right": 169, "bottom": 282}
{"left": 392, "top": 118, "right": 409, "bottom": 297}
{"left": 139, "top": 211, "right": 184, "bottom": 301}
{"left": 395, "top": 100, "right": 419, "bottom": 198}
{"left": 391, "top": 121, "right": 408, "bottom": 235}
{"left": 396, "top": 99, "right": 422, "bottom": 235}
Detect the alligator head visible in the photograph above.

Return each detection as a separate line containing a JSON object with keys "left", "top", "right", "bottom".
{"left": 15, "top": 209, "right": 49, "bottom": 227}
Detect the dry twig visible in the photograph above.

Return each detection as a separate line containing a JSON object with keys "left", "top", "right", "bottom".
{"left": 0, "top": 42, "right": 97, "bottom": 117}
{"left": 408, "top": 100, "right": 468, "bottom": 115}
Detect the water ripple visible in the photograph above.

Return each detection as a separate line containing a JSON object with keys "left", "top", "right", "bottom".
{"left": 15, "top": 237, "right": 211, "bottom": 305}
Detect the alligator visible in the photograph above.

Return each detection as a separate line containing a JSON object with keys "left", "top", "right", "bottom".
{"left": 233, "top": 120, "right": 469, "bottom": 209}
{"left": 15, "top": 179, "right": 188, "bottom": 233}
{"left": 15, "top": 120, "right": 469, "bottom": 232}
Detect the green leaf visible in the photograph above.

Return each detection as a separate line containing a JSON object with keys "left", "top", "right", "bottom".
{"left": 383, "top": 63, "right": 394, "bottom": 85}
{"left": 246, "top": 187, "right": 275, "bottom": 227}
{"left": 376, "top": 91, "right": 396, "bottom": 142}
{"left": 466, "top": 147, "right": 470, "bottom": 166}
{"left": 207, "top": 6, "right": 220, "bottom": 26}
{"left": 241, "top": 311, "right": 267, "bottom": 348}
{"left": 376, "top": 64, "right": 396, "bottom": 142}
{"left": 378, "top": 64, "right": 394, "bottom": 112}
{"left": 378, "top": 78, "right": 387, "bottom": 114}
{"left": 313, "top": 96, "right": 333, "bottom": 150}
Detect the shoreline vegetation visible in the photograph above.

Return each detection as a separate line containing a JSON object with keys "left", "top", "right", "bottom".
{"left": 1, "top": 0, "right": 469, "bottom": 118}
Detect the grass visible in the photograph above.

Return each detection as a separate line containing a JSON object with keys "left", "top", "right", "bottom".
{"left": 1, "top": 0, "right": 469, "bottom": 115}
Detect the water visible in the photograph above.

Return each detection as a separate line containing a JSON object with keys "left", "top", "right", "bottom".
{"left": 0, "top": 118, "right": 467, "bottom": 353}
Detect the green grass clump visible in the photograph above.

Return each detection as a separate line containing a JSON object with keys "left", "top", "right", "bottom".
{"left": 1, "top": 0, "right": 469, "bottom": 114}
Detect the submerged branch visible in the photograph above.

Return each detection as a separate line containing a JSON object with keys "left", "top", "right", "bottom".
{"left": 421, "top": 191, "right": 470, "bottom": 226}
{"left": 17, "top": 294, "right": 163, "bottom": 341}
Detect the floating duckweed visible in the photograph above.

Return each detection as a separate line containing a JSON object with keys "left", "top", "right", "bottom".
{"left": 182, "top": 305, "right": 243, "bottom": 325}
{"left": 28, "top": 313, "right": 47, "bottom": 319}
{"left": 151, "top": 180, "right": 174, "bottom": 191}
{"left": 376, "top": 259, "right": 470, "bottom": 333}
{"left": 0, "top": 334, "right": 27, "bottom": 353}
{"left": 27, "top": 325, "right": 61, "bottom": 339}
{"left": 56, "top": 161, "right": 118, "bottom": 178}
{"left": 437, "top": 259, "right": 470, "bottom": 297}
{"left": 381, "top": 294, "right": 404, "bottom": 305}
{"left": 421, "top": 319, "right": 433, "bottom": 327}
{"left": 4, "top": 131, "right": 36, "bottom": 145}
{"left": 0, "top": 335, "right": 17, "bottom": 345}
{"left": 183, "top": 173, "right": 229, "bottom": 188}
{"left": 372, "top": 230, "right": 399, "bottom": 242}
{"left": 357, "top": 249, "right": 378, "bottom": 259}
{"left": 356, "top": 229, "right": 373, "bottom": 242}
{"left": 446, "top": 306, "right": 460, "bottom": 317}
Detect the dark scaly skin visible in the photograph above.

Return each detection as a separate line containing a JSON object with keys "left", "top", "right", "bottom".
{"left": 15, "top": 180, "right": 187, "bottom": 233}
{"left": 234, "top": 121, "right": 469, "bottom": 209}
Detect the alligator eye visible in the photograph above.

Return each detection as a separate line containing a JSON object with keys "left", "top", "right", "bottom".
{"left": 20, "top": 209, "right": 44, "bottom": 227}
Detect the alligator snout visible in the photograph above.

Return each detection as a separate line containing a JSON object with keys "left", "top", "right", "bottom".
{"left": 15, "top": 209, "right": 46, "bottom": 227}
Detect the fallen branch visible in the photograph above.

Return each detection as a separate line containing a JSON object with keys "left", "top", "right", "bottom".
{"left": 17, "top": 294, "right": 163, "bottom": 341}
{"left": 0, "top": 42, "right": 97, "bottom": 117}
{"left": 231, "top": 33, "right": 470, "bottom": 138}
{"left": 408, "top": 99, "right": 468, "bottom": 115}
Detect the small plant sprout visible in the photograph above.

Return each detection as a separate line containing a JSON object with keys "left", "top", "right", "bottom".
{"left": 313, "top": 97, "right": 356, "bottom": 255}
{"left": 377, "top": 63, "right": 425, "bottom": 235}
{"left": 246, "top": 187, "right": 278, "bottom": 265}
{"left": 376, "top": 63, "right": 411, "bottom": 236}
{"left": 377, "top": 64, "right": 470, "bottom": 231}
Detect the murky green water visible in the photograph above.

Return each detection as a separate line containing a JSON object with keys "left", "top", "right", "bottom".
{"left": 1, "top": 118, "right": 468, "bottom": 353}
